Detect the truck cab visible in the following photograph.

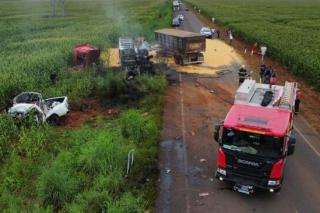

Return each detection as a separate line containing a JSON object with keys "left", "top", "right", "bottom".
{"left": 214, "top": 80, "right": 297, "bottom": 194}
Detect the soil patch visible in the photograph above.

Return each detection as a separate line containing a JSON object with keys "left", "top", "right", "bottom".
{"left": 60, "top": 99, "right": 116, "bottom": 128}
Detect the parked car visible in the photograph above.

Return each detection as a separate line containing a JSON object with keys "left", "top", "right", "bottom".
{"left": 200, "top": 27, "right": 213, "bottom": 38}
{"left": 8, "top": 92, "right": 69, "bottom": 125}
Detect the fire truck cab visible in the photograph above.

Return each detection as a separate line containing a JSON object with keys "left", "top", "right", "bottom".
{"left": 214, "top": 80, "right": 297, "bottom": 194}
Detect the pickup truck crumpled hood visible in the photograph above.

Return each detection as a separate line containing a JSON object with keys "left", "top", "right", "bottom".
{"left": 8, "top": 103, "right": 35, "bottom": 114}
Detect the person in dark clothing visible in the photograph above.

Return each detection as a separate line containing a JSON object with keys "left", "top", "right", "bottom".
{"left": 260, "top": 64, "right": 267, "bottom": 83}
{"left": 50, "top": 66, "right": 57, "bottom": 84}
{"left": 295, "top": 88, "right": 302, "bottom": 114}
{"left": 238, "top": 65, "right": 248, "bottom": 85}
{"left": 216, "top": 29, "right": 220, "bottom": 38}
{"left": 263, "top": 67, "right": 272, "bottom": 84}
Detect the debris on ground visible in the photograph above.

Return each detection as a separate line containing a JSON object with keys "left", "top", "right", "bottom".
{"left": 200, "top": 174, "right": 208, "bottom": 179}
{"left": 210, "top": 178, "right": 214, "bottom": 182}
{"left": 175, "top": 136, "right": 182, "bottom": 140}
{"left": 119, "top": 37, "right": 154, "bottom": 77}
{"left": 210, "top": 90, "right": 215, "bottom": 93}
{"left": 200, "top": 158, "right": 207, "bottom": 163}
{"left": 195, "top": 200, "right": 205, "bottom": 206}
{"left": 165, "top": 168, "right": 171, "bottom": 174}
{"left": 190, "top": 131, "right": 195, "bottom": 136}
{"left": 199, "top": 192, "right": 209, "bottom": 197}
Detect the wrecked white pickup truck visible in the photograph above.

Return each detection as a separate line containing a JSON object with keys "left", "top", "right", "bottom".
{"left": 8, "top": 92, "right": 69, "bottom": 125}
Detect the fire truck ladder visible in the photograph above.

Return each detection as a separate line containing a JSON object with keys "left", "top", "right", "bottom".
{"left": 279, "top": 81, "right": 296, "bottom": 110}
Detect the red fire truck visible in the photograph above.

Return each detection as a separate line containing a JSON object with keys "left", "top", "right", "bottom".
{"left": 214, "top": 79, "right": 297, "bottom": 194}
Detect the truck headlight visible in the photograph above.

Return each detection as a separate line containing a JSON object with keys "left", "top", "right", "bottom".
{"left": 217, "top": 168, "right": 226, "bottom": 176}
{"left": 268, "top": 180, "right": 280, "bottom": 186}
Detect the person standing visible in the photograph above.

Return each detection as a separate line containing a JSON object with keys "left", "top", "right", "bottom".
{"left": 270, "top": 69, "right": 277, "bottom": 85}
{"left": 259, "top": 64, "right": 266, "bottom": 83}
{"left": 216, "top": 29, "right": 220, "bottom": 38}
{"left": 251, "top": 42, "right": 258, "bottom": 56}
{"left": 295, "top": 88, "right": 302, "bottom": 114}
{"left": 50, "top": 66, "right": 57, "bottom": 84}
{"left": 228, "top": 30, "right": 233, "bottom": 44}
{"left": 238, "top": 65, "right": 248, "bottom": 85}
{"left": 260, "top": 45, "right": 267, "bottom": 61}
{"left": 263, "top": 66, "right": 272, "bottom": 84}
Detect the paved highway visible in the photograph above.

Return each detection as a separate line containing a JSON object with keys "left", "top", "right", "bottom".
{"left": 156, "top": 3, "right": 320, "bottom": 213}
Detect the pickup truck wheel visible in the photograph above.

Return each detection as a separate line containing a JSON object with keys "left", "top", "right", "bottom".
{"left": 48, "top": 114, "right": 60, "bottom": 125}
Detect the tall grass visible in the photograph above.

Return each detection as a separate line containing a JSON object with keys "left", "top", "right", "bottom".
{"left": 0, "top": 0, "right": 172, "bottom": 107}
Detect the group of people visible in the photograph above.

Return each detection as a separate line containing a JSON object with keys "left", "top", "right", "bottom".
{"left": 238, "top": 64, "right": 277, "bottom": 85}
{"left": 238, "top": 64, "right": 301, "bottom": 114}
{"left": 259, "top": 64, "right": 277, "bottom": 85}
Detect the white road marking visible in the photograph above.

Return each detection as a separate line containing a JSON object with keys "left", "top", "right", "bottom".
{"left": 179, "top": 73, "right": 191, "bottom": 213}
{"left": 294, "top": 125, "right": 320, "bottom": 158}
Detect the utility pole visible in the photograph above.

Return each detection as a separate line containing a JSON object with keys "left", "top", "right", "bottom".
{"left": 51, "top": 0, "right": 56, "bottom": 17}
{"left": 61, "top": 0, "right": 65, "bottom": 17}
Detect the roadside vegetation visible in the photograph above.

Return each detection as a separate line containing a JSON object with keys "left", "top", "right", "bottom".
{"left": 186, "top": 0, "right": 320, "bottom": 89}
{"left": 0, "top": 0, "right": 171, "bottom": 211}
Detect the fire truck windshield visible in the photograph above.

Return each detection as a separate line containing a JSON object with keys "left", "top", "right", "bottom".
{"left": 221, "top": 128, "right": 284, "bottom": 159}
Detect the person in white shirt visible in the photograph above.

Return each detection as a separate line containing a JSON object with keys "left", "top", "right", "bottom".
{"left": 260, "top": 45, "right": 267, "bottom": 61}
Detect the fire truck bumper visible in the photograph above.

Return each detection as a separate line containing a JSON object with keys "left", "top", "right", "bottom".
{"left": 215, "top": 171, "right": 281, "bottom": 194}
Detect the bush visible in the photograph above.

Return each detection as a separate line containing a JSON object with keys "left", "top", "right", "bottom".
{"left": 135, "top": 74, "right": 167, "bottom": 94}
{"left": 67, "top": 190, "right": 110, "bottom": 213}
{"left": 95, "top": 72, "right": 126, "bottom": 99}
{"left": 108, "top": 192, "right": 143, "bottom": 213}
{"left": 77, "top": 134, "right": 128, "bottom": 177}
{"left": 120, "top": 110, "right": 158, "bottom": 144}
{"left": 16, "top": 125, "right": 49, "bottom": 160}
{"left": 0, "top": 190, "right": 23, "bottom": 212}
{"left": 0, "top": 114, "right": 19, "bottom": 160}
{"left": 37, "top": 152, "right": 79, "bottom": 210}
{"left": 93, "top": 171, "right": 125, "bottom": 196}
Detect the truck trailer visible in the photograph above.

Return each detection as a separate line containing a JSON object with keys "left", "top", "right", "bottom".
{"left": 214, "top": 80, "right": 297, "bottom": 194}
{"left": 155, "top": 28, "right": 206, "bottom": 65}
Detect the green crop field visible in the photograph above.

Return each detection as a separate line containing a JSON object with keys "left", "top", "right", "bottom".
{"left": 0, "top": 0, "right": 171, "bottom": 211}
{"left": 0, "top": 0, "right": 171, "bottom": 107}
{"left": 186, "top": 0, "right": 320, "bottom": 88}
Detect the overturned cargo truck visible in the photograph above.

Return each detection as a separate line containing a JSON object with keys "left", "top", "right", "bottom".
{"left": 155, "top": 28, "right": 206, "bottom": 65}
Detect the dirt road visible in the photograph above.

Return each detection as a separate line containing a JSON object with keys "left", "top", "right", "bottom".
{"left": 156, "top": 3, "right": 320, "bottom": 213}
